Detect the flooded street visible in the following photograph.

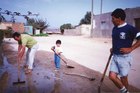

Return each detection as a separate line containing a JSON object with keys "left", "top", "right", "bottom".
{"left": 0, "top": 37, "right": 140, "bottom": 93}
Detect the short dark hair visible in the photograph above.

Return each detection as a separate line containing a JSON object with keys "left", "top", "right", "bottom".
{"left": 12, "top": 32, "right": 21, "bottom": 38}
{"left": 56, "top": 40, "right": 61, "bottom": 44}
{"left": 111, "top": 8, "right": 126, "bottom": 20}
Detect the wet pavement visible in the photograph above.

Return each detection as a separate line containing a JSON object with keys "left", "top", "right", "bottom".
{"left": 0, "top": 55, "right": 97, "bottom": 93}
{"left": 0, "top": 50, "right": 96, "bottom": 93}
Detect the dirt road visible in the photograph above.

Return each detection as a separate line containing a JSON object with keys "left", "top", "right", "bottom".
{"left": 35, "top": 35, "right": 140, "bottom": 89}
{"left": 0, "top": 35, "right": 140, "bottom": 93}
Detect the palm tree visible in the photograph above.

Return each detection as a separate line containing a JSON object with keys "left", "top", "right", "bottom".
{"left": 0, "top": 15, "right": 6, "bottom": 22}
{"left": 0, "top": 8, "right": 6, "bottom": 22}
{"left": 14, "top": 12, "right": 21, "bottom": 16}
{"left": 28, "top": 11, "right": 32, "bottom": 15}
{"left": 5, "top": 10, "right": 12, "bottom": 15}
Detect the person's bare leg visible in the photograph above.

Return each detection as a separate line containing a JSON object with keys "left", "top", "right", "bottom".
{"left": 121, "top": 76, "right": 129, "bottom": 89}
{"left": 109, "top": 71, "right": 124, "bottom": 89}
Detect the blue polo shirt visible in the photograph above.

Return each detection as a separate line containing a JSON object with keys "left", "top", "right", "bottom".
{"left": 112, "top": 23, "right": 140, "bottom": 54}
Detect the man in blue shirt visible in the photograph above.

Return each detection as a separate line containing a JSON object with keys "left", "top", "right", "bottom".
{"left": 109, "top": 8, "right": 140, "bottom": 93}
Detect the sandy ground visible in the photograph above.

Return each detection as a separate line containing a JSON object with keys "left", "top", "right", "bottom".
{"left": 0, "top": 35, "right": 140, "bottom": 93}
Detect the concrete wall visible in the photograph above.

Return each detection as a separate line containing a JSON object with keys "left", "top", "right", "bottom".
{"left": 64, "top": 24, "right": 92, "bottom": 36}
{"left": 64, "top": 28, "right": 81, "bottom": 36}
{"left": 125, "top": 7, "right": 140, "bottom": 28}
{"left": 80, "top": 24, "right": 91, "bottom": 36}
{"left": 45, "top": 29, "right": 61, "bottom": 34}
{"left": 92, "top": 7, "right": 140, "bottom": 38}
{"left": 92, "top": 13, "right": 113, "bottom": 38}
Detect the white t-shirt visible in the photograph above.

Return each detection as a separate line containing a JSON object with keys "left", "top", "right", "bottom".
{"left": 55, "top": 46, "right": 63, "bottom": 54}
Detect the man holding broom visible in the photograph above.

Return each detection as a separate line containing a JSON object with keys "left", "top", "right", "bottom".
{"left": 12, "top": 32, "right": 39, "bottom": 74}
{"left": 109, "top": 8, "right": 140, "bottom": 93}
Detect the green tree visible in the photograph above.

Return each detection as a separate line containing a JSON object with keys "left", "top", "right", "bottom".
{"left": 60, "top": 23, "right": 72, "bottom": 34}
{"left": 79, "top": 12, "right": 91, "bottom": 25}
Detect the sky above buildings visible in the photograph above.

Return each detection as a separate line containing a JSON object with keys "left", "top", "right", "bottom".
{"left": 0, "top": 0, "right": 140, "bottom": 28}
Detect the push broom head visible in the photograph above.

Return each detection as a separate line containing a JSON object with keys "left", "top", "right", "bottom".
{"left": 89, "top": 78, "right": 95, "bottom": 81}
{"left": 67, "top": 65, "right": 75, "bottom": 68}
{"left": 13, "top": 78, "right": 25, "bottom": 85}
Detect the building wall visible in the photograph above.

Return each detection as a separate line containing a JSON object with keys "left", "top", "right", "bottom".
{"left": 64, "top": 28, "right": 81, "bottom": 36}
{"left": 0, "top": 22, "right": 24, "bottom": 33}
{"left": 24, "top": 26, "right": 33, "bottom": 35}
{"left": 92, "top": 13, "right": 113, "bottom": 38}
{"left": 64, "top": 24, "right": 92, "bottom": 36}
{"left": 0, "top": 22, "right": 12, "bottom": 30}
{"left": 45, "top": 28, "right": 61, "bottom": 34}
{"left": 12, "top": 23, "right": 24, "bottom": 33}
{"left": 80, "top": 24, "right": 91, "bottom": 36}
{"left": 92, "top": 7, "right": 140, "bottom": 38}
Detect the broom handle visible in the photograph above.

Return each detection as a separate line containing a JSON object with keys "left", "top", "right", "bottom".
{"left": 17, "top": 58, "right": 20, "bottom": 81}
{"left": 53, "top": 50, "right": 68, "bottom": 65}
{"left": 100, "top": 53, "right": 112, "bottom": 83}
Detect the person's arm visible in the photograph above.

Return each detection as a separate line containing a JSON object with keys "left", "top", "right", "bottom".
{"left": 18, "top": 44, "right": 22, "bottom": 52}
{"left": 131, "top": 40, "right": 140, "bottom": 51}
{"left": 51, "top": 46, "right": 55, "bottom": 51}
{"left": 120, "top": 39, "right": 140, "bottom": 54}
{"left": 18, "top": 45, "right": 26, "bottom": 60}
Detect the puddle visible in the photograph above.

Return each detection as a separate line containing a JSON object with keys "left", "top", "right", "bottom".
{"left": 0, "top": 54, "right": 13, "bottom": 78}
{"left": 0, "top": 54, "right": 99, "bottom": 93}
{"left": 0, "top": 53, "right": 64, "bottom": 93}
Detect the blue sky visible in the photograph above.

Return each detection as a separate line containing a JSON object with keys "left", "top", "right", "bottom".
{"left": 0, "top": 0, "right": 140, "bottom": 28}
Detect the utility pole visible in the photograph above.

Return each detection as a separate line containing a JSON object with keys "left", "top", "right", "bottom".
{"left": 100, "top": 0, "right": 103, "bottom": 14}
{"left": 90, "top": 0, "right": 94, "bottom": 37}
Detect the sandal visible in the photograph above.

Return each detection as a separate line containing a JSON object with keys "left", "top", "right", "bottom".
{"left": 25, "top": 69, "right": 32, "bottom": 74}
{"left": 24, "top": 65, "right": 28, "bottom": 71}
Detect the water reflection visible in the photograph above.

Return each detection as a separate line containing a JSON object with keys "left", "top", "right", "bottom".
{"left": 26, "top": 74, "right": 38, "bottom": 93}
{"left": 51, "top": 71, "right": 62, "bottom": 93}
{"left": 0, "top": 45, "right": 3, "bottom": 66}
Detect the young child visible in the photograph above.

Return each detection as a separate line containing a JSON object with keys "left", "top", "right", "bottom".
{"left": 51, "top": 40, "right": 63, "bottom": 71}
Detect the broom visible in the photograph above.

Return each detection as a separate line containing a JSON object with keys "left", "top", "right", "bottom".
{"left": 53, "top": 50, "right": 74, "bottom": 68}
{"left": 13, "top": 58, "right": 25, "bottom": 85}
{"left": 98, "top": 53, "right": 112, "bottom": 93}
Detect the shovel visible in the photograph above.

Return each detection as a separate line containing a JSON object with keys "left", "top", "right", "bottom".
{"left": 53, "top": 50, "right": 74, "bottom": 68}
{"left": 13, "top": 58, "right": 25, "bottom": 85}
